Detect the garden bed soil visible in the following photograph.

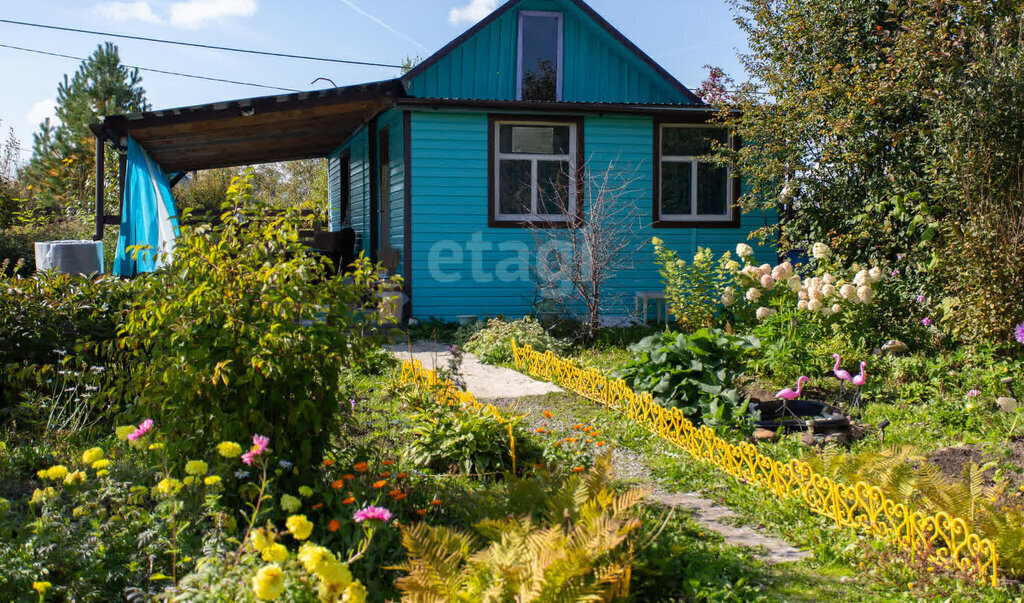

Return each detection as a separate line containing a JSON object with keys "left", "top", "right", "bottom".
{"left": 927, "top": 440, "right": 1024, "bottom": 492}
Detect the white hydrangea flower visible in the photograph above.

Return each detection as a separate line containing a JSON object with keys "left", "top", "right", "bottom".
{"left": 831, "top": 304, "right": 842, "bottom": 314}
{"left": 821, "top": 306, "right": 833, "bottom": 316}
{"left": 760, "top": 274, "right": 776, "bottom": 290}
{"left": 812, "top": 242, "right": 832, "bottom": 260}
{"left": 759, "top": 264, "right": 772, "bottom": 276}
{"left": 756, "top": 307, "right": 775, "bottom": 320}
{"left": 725, "top": 260, "right": 741, "bottom": 272}
{"left": 787, "top": 275, "right": 803, "bottom": 292}
{"left": 808, "top": 277, "right": 822, "bottom": 290}
{"left": 798, "top": 299, "right": 809, "bottom": 310}
{"left": 853, "top": 269, "right": 870, "bottom": 286}
{"left": 808, "top": 299, "right": 823, "bottom": 312}
{"left": 809, "top": 287, "right": 825, "bottom": 301}
{"left": 868, "top": 267, "right": 883, "bottom": 282}
{"left": 840, "top": 284, "right": 858, "bottom": 300}
{"left": 736, "top": 243, "right": 754, "bottom": 259}
{"left": 857, "top": 285, "right": 874, "bottom": 304}
{"left": 823, "top": 273, "right": 835, "bottom": 285}
{"left": 798, "top": 288, "right": 809, "bottom": 301}
{"left": 722, "top": 293, "right": 736, "bottom": 307}
{"left": 746, "top": 288, "right": 762, "bottom": 302}
{"left": 822, "top": 284, "right": 838, "bottom": 298}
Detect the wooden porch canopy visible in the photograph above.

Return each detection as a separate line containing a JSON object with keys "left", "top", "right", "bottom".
{"left": 89, "top": 78, "right": 404, "bottom": 240}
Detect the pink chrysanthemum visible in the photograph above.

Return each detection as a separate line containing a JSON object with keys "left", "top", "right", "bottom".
{"left": 966, "top": 389, "right": 980, "bottom": 398}
{"left": 127, "top": 419, "right": 154, "bottom": 441}
{"left": 1015, "top": 322, "right": 1024, "bottom": 345}
{"left": 241, "top": 434, "right": 270, "bottom": 466}
{"left": 353, "top": 505, "right": 393, "bottom": 524}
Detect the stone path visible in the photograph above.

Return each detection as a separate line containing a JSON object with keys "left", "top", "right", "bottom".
{"left": 390, "top": 341, "right": 806, "bottom": 564}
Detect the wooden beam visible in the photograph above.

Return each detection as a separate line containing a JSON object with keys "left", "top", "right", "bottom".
{"left": 94, "top": 135, "right": 105, "bottom": 241}
{"left": 169, "top": 172, "right": 187, "bottom": 188}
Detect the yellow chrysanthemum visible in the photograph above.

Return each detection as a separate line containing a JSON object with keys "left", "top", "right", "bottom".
{"left": 73, "top": 505, "right": 88, "bottom": 517}
{"left": 317, "top": 557, "right": 353, "bottom": 588}
{"left": 298, "top": 486, "right": 313, "bottom": 498}
{"left": 36, "top": 469, "right": 47, "bottom": 479}
{"left": 155, "top": 478, "right": 183, "bottom": 497}
{"left": 279, "top": 494, "right": 301, "bottom": 513}
{"left": 82, "top": 447, "right": 104, "bottom": 465}
{"left": 184, "top": 460, "right": 208, "bottom": 476}
{"left": 45, "top": 465, "right": 68, "bottom": 481}
{"left": 32, "top": 581, "right": 52, "bottom": 596}
{"left": 30, "top": 487, "right": 56, "bottom": 504}
{"left": 0, "top": 497, "right": 10, "bottom": 513}
{"left": 183, "top": 476, "right": 197, "bottom": 487}
{"left": 148, "top": 442, "right": 165, "bottom": 451}
{"left": 63, "top": 470, "right": 87, "bottom": 486}
{"left": 216, "top": 441, "right": 242, "bottom": 458}
{"left": 342, "top": 581, "right": 367, "bottom": 603}
{"left": 204, "top": 475, "right": 222, "bottom": 486}
{"left": 251, "top": 564, "right": 285, "bottom": 600}
{"left": 298, "top": 542, "right": 332, "bottom": 574}
{"left": 261, "top": 542, "right": 288, "bottom": 563}
{"left": 250, "top": 528, "right": 273, "bottom": 553}
{"left": 286, "top": 515, "right": 313, "bottom": 540}
{"left": 91, "top": 459, "right": 111, "bottom": 470}
{"left": 96, "top": 469, "right": 109, "bottom": 477}
{"left": 115, "top": 425, "right": 135, "bottom": 441}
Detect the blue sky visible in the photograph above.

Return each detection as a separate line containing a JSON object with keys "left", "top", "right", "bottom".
{"left": 0, "top": 0, "right": 750, "bottom": 163}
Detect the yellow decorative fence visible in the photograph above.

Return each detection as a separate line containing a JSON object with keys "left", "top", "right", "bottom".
{"left": 510, "top": 343, "right": 1000, "bottom": 587}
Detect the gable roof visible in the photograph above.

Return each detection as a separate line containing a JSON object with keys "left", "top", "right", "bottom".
{"left": 402, "top": 0, "right": 702, "bottom": 105}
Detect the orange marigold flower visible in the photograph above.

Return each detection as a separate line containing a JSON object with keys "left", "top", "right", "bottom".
{"left": 354, "top": 462, "right": 369, "bottom": 473}
{"left": 596, "top": 441, "right": 606, "bottom": 447}
{"left": 535, "top": 427, "right": 546, "bottom": 434}
{"left": 388, "top": 489, "right": 402, "bottom": 498}
{"left": 328, "top": 519, "right": 341, "bottom": 532}
{"left": 343, "top": 474, "right": 355, "bottom": 480}
{"left": 312, "top": 503, "right": 324, "bottom": 510}
{"left": 416, "top": 509, "right": 428, "bottom": 516}
{"left": 543, "top": 410, "right": 553, "bottom": 418}
{"left": 572, "top": 424, "right": 583, "bottom": 430}
{"left": 381, "top": 471, "right": 392, "bottom": 478}
{"left": 331, "top": 479, "right": 345, "bottom": 490}
{"left": 552, "top": 441, "right": 562, "bottom": 448}
{"left": 372, "top": 480, "right": 386, "bottom": 489}
{"left": 322, "top": 459, "right": 336, "bottom": 467}
{"left": 572, "top": 466, "right": 585, "bottom": 473}
{"left": 342, "top": 496, "right": 355, "bottom": 505}
{"left": 393, "top": 492, "right": 407, "bottom": 501}
{"left": 382, "top": 460, "right": 394, "bottom": 466}
{"left": 585, "top": 439, "right": 594, "bottom": 444}
{"left": 396, "top": 472, "right": 409, "bottom": 479}
{"left": 430, "top": 499, "right": 442, "bottom": 506}
{"left": 590, "top": 431, "right": 600, "bottom": 437}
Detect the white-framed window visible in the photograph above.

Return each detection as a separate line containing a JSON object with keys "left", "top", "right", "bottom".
{"left": 517, "top": 11, "right": 563, "bottom": 102}
{"left": 657, "top": 124, "right": 734, "bottom": 223}
{"left": 492, "top": 119, "right": 579, "bottom": 224}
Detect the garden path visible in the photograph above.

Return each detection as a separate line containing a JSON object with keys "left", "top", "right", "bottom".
{"left": 489, "top": 393, "right": 809, "bottom": 565}
{"left": 388, "top": 342, "right": 563, "bottom": 399}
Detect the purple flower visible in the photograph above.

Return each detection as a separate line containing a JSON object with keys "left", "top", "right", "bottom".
{"left": 922, "top": 317, "right": 932, "bottom": 327}
{"left": 349, "top": 398, "right": 356, "bottom": 412}
{"left": 127, "top": 419, "right": 154, "bottom": 441}
{"left": 1015, "top": 322, "right": 1024, "bottom": 345}
{"left": 916, "top": 295, "right": 926, "bottom": 304}
{"left": 353, "top": 505, "right": 393, "bottom": 524}
{"left": 966, "top": 389, "right": 980, "bottom": 398}
{"left": 891, "top": 269, "right": 900, "bottom": 276}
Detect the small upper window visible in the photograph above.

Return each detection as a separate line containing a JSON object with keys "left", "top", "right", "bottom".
{"left": 518, "top": 12, "right": 562, "bottom": 101}
{"left": 657, "top": 125, "right": 735, "bottom": 225}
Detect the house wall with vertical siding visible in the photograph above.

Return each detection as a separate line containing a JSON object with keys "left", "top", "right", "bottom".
{"left": 407, "top": 109, "right": 775, "bottom": 321}
{"left": 405, "top": 0, "right": 693, "bottom": 105}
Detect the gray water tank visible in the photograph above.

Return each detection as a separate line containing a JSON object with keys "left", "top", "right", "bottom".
{"left": 34, "top": 240, "right": 104, "bottom": 276}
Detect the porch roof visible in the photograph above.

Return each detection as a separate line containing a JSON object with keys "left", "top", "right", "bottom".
{"left": 90, "top": 79, "right": 404, "bottom": 172}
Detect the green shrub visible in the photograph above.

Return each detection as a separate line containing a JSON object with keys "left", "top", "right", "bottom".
{"left": 615, "top": 329, "right": 760, "bottom": 427}
{"left": 118, "top": 172, "right": 397, "bottom": 478}
{"left": 402, "top": 400, "right": 527, "bottom": 476}
{"left": 652, "top": 238, "right": 737, "bottom": 330}
{"left": 463, "top": 316, "right": 568, "bottom": 364}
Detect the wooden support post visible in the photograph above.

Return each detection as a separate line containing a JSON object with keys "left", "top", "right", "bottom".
{"left": 368, "top": 115, "right": 379, "bottom": 264}
{"left": 94, "top": 135, "right": 105, "bottom": 241}
{"left": 117, "top": 149, "right": 127, "bottom": 215}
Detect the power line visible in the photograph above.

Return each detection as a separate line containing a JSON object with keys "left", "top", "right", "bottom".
{"left": 0, "top": 43, "right": 301, "bottom": 92}
{"left": 0, "top": 18, "right": 403, "bottom": 69}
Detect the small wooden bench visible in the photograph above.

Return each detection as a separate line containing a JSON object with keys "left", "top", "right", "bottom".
{"left": 635, "top": 291, "right": 667, "bottom": 324}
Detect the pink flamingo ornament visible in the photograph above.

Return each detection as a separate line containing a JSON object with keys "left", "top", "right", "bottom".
{"left": 775, "top": 376, "right": 809, "bottom": 401}
{"left": 832, "top": 354, "right": 853, "bottom": 399}
{"left": 851, "top": 362, "right": 868, "bottom": 413}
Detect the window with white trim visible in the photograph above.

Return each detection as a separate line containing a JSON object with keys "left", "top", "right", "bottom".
{"left": 658, "top": 125, "right": 733, "bottom": 222}
{"left": 493, "top": 120, "right": 577, "bottom": 223}
{"left": 517, "top": 11, "right": 563, "bottom": 101}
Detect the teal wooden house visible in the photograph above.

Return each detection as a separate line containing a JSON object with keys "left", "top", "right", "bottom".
{"left": 92, "top": 0, "right": 775, "bottom": 321}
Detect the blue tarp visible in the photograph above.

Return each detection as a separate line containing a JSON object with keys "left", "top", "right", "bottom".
{"left": 113, "top": 138, "right": 179, "bottom": 277}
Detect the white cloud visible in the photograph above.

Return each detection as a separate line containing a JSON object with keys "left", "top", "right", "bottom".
{"left": 93, "top": 0, "right": 257, "bottom": 28}
{"left": 27, "top": 99, "right": 57, "bottom": 127}
{"left": 95, "top": 1, "right": 163, "bottom": 24}
{"left": 448, "top": 0, "right": 499, "bottom": 26}
{"left": 169, "top": 0, "right": 258, "bottom": 29}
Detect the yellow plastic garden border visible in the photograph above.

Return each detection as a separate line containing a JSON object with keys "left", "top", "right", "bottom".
{"left": 507, "top": 343, "right": 1000, "bottom": 587}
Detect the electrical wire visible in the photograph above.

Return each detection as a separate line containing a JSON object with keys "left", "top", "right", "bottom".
{"left": 0, "top": 18, "right": 402, "bottom": 69}
{"left": 0, "top": 43, "right": 302, "bottom": 92}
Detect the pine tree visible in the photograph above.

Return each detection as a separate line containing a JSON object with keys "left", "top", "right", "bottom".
{"left": 27, "top": 42, "right": 148, "bottom": 216}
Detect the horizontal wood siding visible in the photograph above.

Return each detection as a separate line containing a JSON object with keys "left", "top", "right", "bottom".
{"left": 378, "top": 108, "right": 406, "bottom": 275}
{"left": 406, "top": 0, "right": 691, "bottom": 105}
{"left": 328, "top": 128, "right": 370, "bottom": 255}
{"left": 409, "top": 110, "right": 774, "bottom": 322}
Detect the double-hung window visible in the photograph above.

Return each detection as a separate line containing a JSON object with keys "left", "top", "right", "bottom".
{"left": 655, "top": 124, "right": 737, "bottom": 227}
{"left": 490, "top": 118, "right": 581, "bottom": 226}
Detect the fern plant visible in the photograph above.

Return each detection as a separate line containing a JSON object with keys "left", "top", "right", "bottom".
{"left": 390, "top": 455, "right": 645, "bottom": 601}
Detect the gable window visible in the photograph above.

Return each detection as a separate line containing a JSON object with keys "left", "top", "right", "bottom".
{"left": 518, "top": 11, "right": 563, "bottom": 101}
{"left": 490, "top": 116, "right": 582, "bottom": 226}
{"left": 654, "top": 123, "right": 738, "bottom": 227}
